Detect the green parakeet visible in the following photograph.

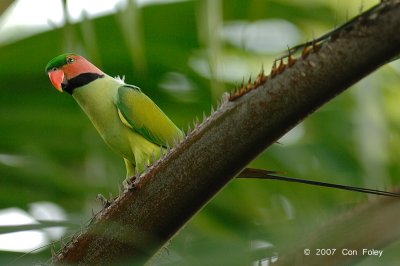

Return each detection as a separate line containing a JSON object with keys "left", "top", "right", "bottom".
{"left": 46, "top": 54, "right": 182, "bottom": 185}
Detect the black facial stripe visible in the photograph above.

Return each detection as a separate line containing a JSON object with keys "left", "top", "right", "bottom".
{"left": 63, "top": 73, "right": 105, "bottom": 94}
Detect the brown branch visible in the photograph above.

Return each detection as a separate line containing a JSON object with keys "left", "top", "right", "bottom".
{"left": 53, "top": 1, "right": 400, "bottom": 265}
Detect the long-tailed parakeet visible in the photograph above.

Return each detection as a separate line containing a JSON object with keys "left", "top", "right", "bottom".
{"left": 46, "top": 54, "right": 182, "bottom": 186}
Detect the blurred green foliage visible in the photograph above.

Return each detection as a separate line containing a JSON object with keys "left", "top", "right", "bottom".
{"left": 1, "top": 0, "right": 400, "bottom": 265}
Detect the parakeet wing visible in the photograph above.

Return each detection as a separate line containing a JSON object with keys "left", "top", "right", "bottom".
{"left": 116, "top": 85, "right": 182, "bottom": 147}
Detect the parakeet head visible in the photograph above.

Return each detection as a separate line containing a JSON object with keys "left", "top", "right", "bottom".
{"left": 45, "top": 54, "right": 104, "bottom": 94}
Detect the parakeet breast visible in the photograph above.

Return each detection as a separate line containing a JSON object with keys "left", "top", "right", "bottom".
{"left": 71, "top": 76, "right": 136, "bottom": 161}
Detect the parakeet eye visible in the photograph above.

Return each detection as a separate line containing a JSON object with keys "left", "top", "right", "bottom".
{"left": 66, "top": 57, "right": 75, "bottom": 64}
{"left": 52, "top": 67, "right": 58, "bottom": 71}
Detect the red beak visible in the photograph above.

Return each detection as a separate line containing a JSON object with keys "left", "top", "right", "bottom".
{"left": 48, "top": 69, "right": 64, "bottom": 92}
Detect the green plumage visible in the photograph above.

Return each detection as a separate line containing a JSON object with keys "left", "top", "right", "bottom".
{"left": 46, "top": 54, "right": 182, "bottom": 185}
{"left": 117, "top": 85, "right": 182, "bottom": 147}
{"left": 74, "top": 76, "right": 182, "bottom": 179}
{"left": 45, "top": 53, "right": 71, "bottom": 72}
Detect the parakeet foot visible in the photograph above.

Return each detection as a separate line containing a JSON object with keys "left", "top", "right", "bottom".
{"left": 123, "top": 177, "right": 137, "bottom": 191}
